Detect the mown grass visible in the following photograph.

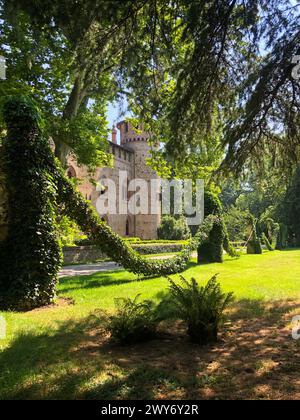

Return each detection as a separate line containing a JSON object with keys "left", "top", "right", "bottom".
{"left": 0, "top": 249, "right": 300, "bottom": 400}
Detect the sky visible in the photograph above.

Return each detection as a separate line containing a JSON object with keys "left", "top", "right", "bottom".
{"left": 107, "top": 103, "right": 120, "bottom": 128}
{"left": 107, "top": 100, "right": 130, "bottom": 143}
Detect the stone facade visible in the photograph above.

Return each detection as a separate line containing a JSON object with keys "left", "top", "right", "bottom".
{"left": 0, "top": 147, "right": 8, "bottom": 242}
{"left": 67, "top": 122, "right": 161, "bottom": 240}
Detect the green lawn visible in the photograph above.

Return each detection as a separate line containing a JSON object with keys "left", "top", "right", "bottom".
{"left": 0, "top": 249, "right": 300, "bottom": 400}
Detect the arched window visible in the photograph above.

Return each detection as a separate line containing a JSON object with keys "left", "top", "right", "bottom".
{"left": 67, "top": 166, "right": 76, "bottom": 179}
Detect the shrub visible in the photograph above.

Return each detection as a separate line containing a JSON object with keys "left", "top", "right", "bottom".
{"left": 261, "top": 232, "right": 274, "bottom": 251}
{"left": 132, "top": 243, "right": 185, "bottom": 255}
{"left": 276, "top": 223, "right": 288, "bottom": 249}
{"left": 168, "top": 275, "right": 234, "bottom": 345}
{"left": 158, "top": 215, "right": 191, "bottom": 241}
{"left": 246, "top": 215, "right": 262, "bottom": 255}
{"left": 258, "top": 213, "right": 280, "bottom": 249}
{"left": 123, "top": 237, "right": 142, "bottom": 243}
{"left": 105, "top": 295, "right": 158, "bottom": 344}
{"left": 223, "top": 206, "right": 249, "bottom": 242}
{"left": 198, "top": 191, "right": 232, "bottom": 263}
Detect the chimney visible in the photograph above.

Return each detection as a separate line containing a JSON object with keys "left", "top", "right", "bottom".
{"left": 112, "top": 125, "right": 117, "bottom": 144}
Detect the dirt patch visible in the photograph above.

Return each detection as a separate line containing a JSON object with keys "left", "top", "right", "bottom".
{"left": 74, "top": 299, "right": 300, "bottom": 400}
{"left": 29, "top": 297, "right": 74, "bottom": 313}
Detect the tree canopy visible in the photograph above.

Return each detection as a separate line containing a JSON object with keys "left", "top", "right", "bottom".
{"left": 0, "top": 0, "right": 299, "bottom": 176}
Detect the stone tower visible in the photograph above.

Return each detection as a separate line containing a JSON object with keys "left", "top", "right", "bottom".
{"left": 117, "top": 121, "right": 161, "bottom": 239}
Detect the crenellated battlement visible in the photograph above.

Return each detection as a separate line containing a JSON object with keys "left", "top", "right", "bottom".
{"left": 117, "top": 121, "right": 151, "bottom": 146}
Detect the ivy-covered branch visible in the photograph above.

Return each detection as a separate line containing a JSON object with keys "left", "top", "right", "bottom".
{"left": 51, "top": 157, "right": 217, "bottom": 276}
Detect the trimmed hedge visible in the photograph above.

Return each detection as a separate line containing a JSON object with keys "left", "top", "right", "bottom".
{"left": 75, "top": 237, "right": 188, "bottom": 247}
{"left": 132, "top": 243, "right": 185, "bottom": 255}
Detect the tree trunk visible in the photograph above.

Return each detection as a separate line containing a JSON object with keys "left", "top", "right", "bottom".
{"left": 55, "top": 74, "right": 88, "bottom": 165}
{"left": 54, "top": 139, "right": 71, "bottom": 168}
{"left": 63, "top": 76, "right": 87, "bottom": 121}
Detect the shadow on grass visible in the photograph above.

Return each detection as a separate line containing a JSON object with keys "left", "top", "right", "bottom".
{"left": 278, "top": 247, "right": 300, "bottom": 252}
{"left": 229, "top": 298, "right": 300, "bottom": 321}
{"left": 0, "top": 315, "right": 105, "bottom": 400}
{"left": 1, "top": 297, "right": 299, "bottom": 400}
{"left": 59, "top": 273, "right": 139, "bottom": 294}
{"left": 58, "top": 261, "right": 201, "bottom": 294}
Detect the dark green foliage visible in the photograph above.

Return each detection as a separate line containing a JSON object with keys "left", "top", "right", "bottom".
{"left": 0, "top": 96, "right": 62, "bottom": 311}
{"left": 257, "top": 215, "right": 279, "bottom": 250}
{"left": 168, "top": 275, "right": 234, "bottom": 345}
{"left": 247, "top": 240, "right": 263, "bottom": 255}
{"left": 277, "top": 168, "right": 300, "bottom": 247}
{"left": 261, "top": 233, "right": 274, "bottom": 252}
{"left": 197, "top": 191, "right": 237, "bottom": 263}
{"left": 246, "top": 215, "right": 262, "bottom": 255}
{"left": 222, "top": 222, "right": 239, "bottom": 258}
{"left": 157, "top": 215, "right": 191, "bottom": 241}
{"left": 104, "top": 295, "right": 158, "bottom": 344}
{"left": 198, "top": 217, "right": 224, "bottom": 263}
{"left": 223, "top": 206, "right": 249, "bottom": 242}
{"left": 131, "top": 243, "right": 185, "bottom": 256}
{"left": 276, "top": 224, "right": 289, "bottom": 250}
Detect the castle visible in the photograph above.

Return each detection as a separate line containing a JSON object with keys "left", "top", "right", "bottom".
{"left": 67, "top": 121, "right": 161, "bottom": 240}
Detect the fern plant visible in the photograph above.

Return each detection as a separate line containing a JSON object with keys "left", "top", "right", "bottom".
{"left": 168, "top": 275, "right": 234, "bottom": 344}
{"left": 105, "top": 295, "right": 158, "bottom": 344}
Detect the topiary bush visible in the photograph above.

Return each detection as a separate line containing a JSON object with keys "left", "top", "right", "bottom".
{"left": 197, "top": 191, "right": 237, "bottom": 263}
{"left": 168, "top": 275, "right": 234, "bottom": 345}
{"left": 104, "top": 295, "right": 158, "bottom": 344}
{"left": 261, "top": 232, "right": 274, "bottom": 251}
{"left": 276, "top": 223, "right": 288, "bottom": 249}
{"left": 0, "top": 96, "right": 62, "bottom": 311}
{"left": 132, "top": 243, "right": 185, "bottom": 255}
{"left": 246, "top": 215, "right": 262, "bottom": 255}
{"left": 157, "top": 215, "right": 191, "bottom": 240}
